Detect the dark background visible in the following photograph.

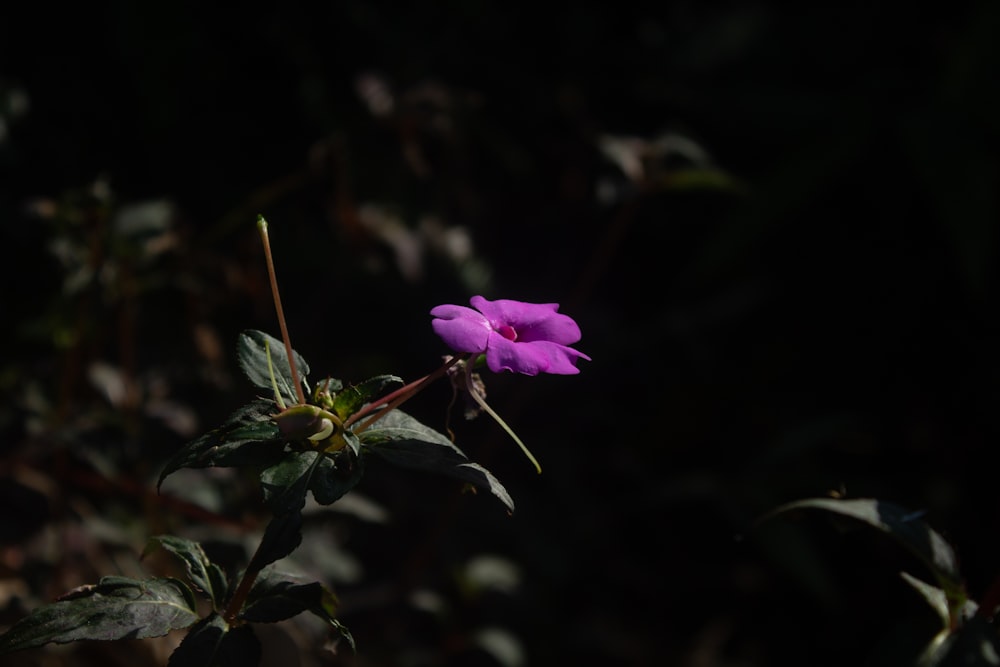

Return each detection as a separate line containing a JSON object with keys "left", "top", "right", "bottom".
{"left": 2, "top": 2, "right": 999, "bottom": 665}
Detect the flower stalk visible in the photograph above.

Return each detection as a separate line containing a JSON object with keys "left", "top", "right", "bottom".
{"left": 346, "top": 355, "right": 465, "bottom": 433}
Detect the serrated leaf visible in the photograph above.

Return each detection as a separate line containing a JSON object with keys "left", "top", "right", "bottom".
{"left": 361, "top": 410, "right": 514, "bottom": 513}
{"left": 0, "top": 577, "right": 199, "bottom": 653}
{"left": 759, "top": 498, "right": 966, "bottom": 624}
{"left": 168, "top": 613, "right": 261, "bottom": 667}
{"left": 159, "top": 399, "right": 284, "bottom": 488}
{"left": 332, "top": 375, "right": 403, "bottom": 420}
{"left": 145, "top": 536, "right": 224, "bottom": 607}
{"left": 237, "top": 330, "right": 311, "bottom": 405}
{"left": 240, "top": 570, "right": 338, "bottom": 624}
{"left": 310, "top": 453, "right": 365, "bottom": 505}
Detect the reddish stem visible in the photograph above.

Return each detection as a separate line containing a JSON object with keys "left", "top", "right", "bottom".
{"left": 346, "top": 355, "right": 464, "bottom": 433}
{"left": 257, "top": 217, "right": 307, "bottom": 406}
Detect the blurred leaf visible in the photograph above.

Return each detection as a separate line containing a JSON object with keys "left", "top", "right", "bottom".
{"left": 918, "top": 615, "right": 1000, "bottom": 667}
{"left": 342, "top": 429, "right": 362, "bottom": 457}
{"left": 168, "top": 613, "right": 261, "bottom": 667}
{"left": 361, "top": 409, "right": 514, "bottom": 512}
{"left": 0, "top": 576, "right": 199, "bottom": 653}
{"left": 145, "top": 536, "right": 227, "bottom": 608}
{"left": 761, "top": 498, "right": 967, "bottom": 624}
{"left": 332, "top": 374, "right": 403, "bottom": 420}
{"left": 237, "top": 329, "right": 311, "bottom": 405}
{"left": 158, "top": 399, "right": 285, "bottom": 488}
{"left": 901, "top": 572, "right": 979, "bottom": 632}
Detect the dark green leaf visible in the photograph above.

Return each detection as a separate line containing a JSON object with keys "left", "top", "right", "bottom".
{"left": 310, "top": 453, "right": 365, "bottom": 505}
{"left": 342, "top": 429, "right": 361, "bottom": 457}
{"left": 759, "top": 498, "right": 966, "bottom": 623}
{"left": 145, "top": 536, "right": 223, "bottom": 607}
{"left": 362, "top": 410, "right": 514, "bottom": 513}
{"left": 240, "top": 570, "right": 351, "bottom": 649}
{"left": 207, "top": 564, "right": 229, "bottom": 609}
{"left": 158, "top": 399, "right": 284, "bottom": 488}
{"left": 240, "top": 570, "right": 338, "bottom": 624}
{"left": 237, "top": 330, "right": 310, "bottom": 406}
{"left": 248, "top": 511, "right": 304, "bottom": 571}
{"left": 360, "top": 408, "right": 464, "bottom": 453}
{"left": 332, "top": 374, "right": 403, "bottom": 420}
{"left": 168, "top": 613, "right": 261, "bottom": 667}
{"left": 0, "top": 577, "right": 199, "bottom": 653}
{"left": 259, "top": 451, "right": 320, "bottom": 514}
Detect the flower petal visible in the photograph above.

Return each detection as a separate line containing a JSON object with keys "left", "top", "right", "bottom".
{"left": 524, "top": 341, "right": 591, "bottom": 375}
{"left": 430, "top": 304, "right": 492, "bottom": 354}
{"left": 470, "top": 296, "right": 581, "bottom": 345}
{"left": 485, "top": 335, "right": 551, "bottom": 376}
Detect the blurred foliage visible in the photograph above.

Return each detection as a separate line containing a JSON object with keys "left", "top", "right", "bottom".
{"left": 2, "top": 1, "right": 1000, "bottom": 665}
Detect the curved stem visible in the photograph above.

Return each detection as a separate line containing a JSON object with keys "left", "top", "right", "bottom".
{"left": 464, "top": 362, "right": 542, "bottom": 474}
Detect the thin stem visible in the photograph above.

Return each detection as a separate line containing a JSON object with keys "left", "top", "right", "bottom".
{"left": 465, "top": 361, "right": 542, "bottom": 474}
{"left": 347, "top": 355, "right": 465, "bottom": 433}
{"left": 265, "top": 339, "right": 287, "bottom": 411}
{"left": 257, "top": 216, "right": 306, "bottom": 406}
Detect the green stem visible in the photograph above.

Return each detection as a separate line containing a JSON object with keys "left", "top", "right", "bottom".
{"left": 464, "top": 361, "right": 542, "bottom": 474}
{"left": 264, "top": 339, "right": 287, "bottom": 411}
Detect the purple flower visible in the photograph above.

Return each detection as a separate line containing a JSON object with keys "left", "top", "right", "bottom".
{"left": 431, "top": 296, "right": 591, "bottom": 376}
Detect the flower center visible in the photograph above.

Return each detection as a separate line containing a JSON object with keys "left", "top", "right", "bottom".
{"left": 496, "top": 324, "right": 518, "bottom": 341}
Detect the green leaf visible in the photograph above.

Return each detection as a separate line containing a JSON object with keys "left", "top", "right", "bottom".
{"left": 248, "top": 511, "right": 304, "bottom": 572}
{"left": 360, "top": 408, "right": 464, "bottom": 453}
{"left": 0, "top": 577, "right": 199, "bottom": 653}
{"left": 759, "top": 498, "right": 967, "bottom": 623}
{"left": 239, "top": 570, "right": 352, "bottom": 650}
{"left": 237, "top": 329, "right": 311, "bottom": 405}
{"left": 310, "top": 452, "right": 365, "bottom": 505}
{"left": 259, "top": 451, "right": 320, "bottom": 514}
{"left": 145, "top": 536, "right": 225, "bottom": 608}
{"left": 239, "top": 570, "right": 338, "bottom": 624}
{"left": 342, "top": 429, "right": 361, "bottom": 457}
{"left": 361, "top": 410, "right": 514, "bottom": 513}
{"left": 159, "top": 399, "right": 284, "bottom": 488}
{"left": 168, "top": 613, "right": 261, "bottom": 667}
{"left": 332, "top": 374, "right": 403, "bottom": 420}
